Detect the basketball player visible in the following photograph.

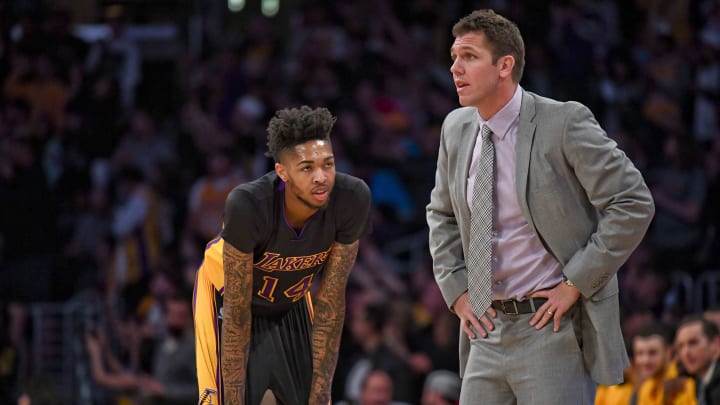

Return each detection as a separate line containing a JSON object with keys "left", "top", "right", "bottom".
{"left": 194, "top": 105, "right": 372, "bottom": 405}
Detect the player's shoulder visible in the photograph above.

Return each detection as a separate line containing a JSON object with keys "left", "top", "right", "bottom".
{"left": 334, "top": 172, "right": 370, "bottom": 198}
{"left": 227, "top": 171, "right": 277, "bottom": 206}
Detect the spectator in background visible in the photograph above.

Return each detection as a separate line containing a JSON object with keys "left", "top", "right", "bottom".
{"left": 705, "top": 308, "right": 720, "bottom": 332}
{"left": 341, "top": 295, "right": 417, "bottom": 404}
{"left": 358, "top": 369, "right": 397, "bottom": 405}
{"left": 597, "top": 321, "right": 699, "bottom": 404}
{"left": 595, "top": 363, "right": 636, "bottom": 405}
{"left": 699, "top": 135, "right": 720, "bottom": 269}
{"left": 675, "top": 315, "right": 720, "bottom": 404}
{"left": 143, "top": 291, "right": 197, "bottom": 405}
{"left": 85, "top": 323, "right": 145, "bottom": 402}
{"left": 44, "top": 8, "right": 88, "bottom": 101}
{"left": 595, "top": 50, "right": 643, "bottom": 135}
{"left": 85, "top": 5, "right": 140, "bottom": 113}
{"left": 420, "top": 370, "right": 461, "bottom": 405}
{"left": 638, "top": 26, "right": 690, "bottom": 148}
{"left": 227, "top": 94, "right": 269, "bottom": 177}
{"left": 86, "top": 291, "right": 196, "bottom": 405}
{"left": 109, "top": 166, "right": 167, "bottom": 293}
{"left": 691, "top": 36, "right": 720, "bottom": 146}
{"left": 619, "top": 243, "right": 669, "bottom": 318}
{"left": 0, "top": 136, "right": 55, "bottom": 349}
{"left": 4, "top": 46, "right": 69, "bottom": 133}
{"left": 71, "top": 73, "right": 123, "bottom": 162}
{"left": 184, "top": 147, "right": 246, "bottom": 245}
{"left": 632, "top": 322, "right": 695, "bottom": 404}
{"left": 336, "top": 369, "right": 412, "bottom": 405}
{"left": 0, "top": 303, "right": 19, "bottom": 404}
{"left": 648, "top": 133, "right": 706, "bottom": 273}
{"left": 112, "top": 109, "right": 177, "bottom": 184}
{"left": 135, "top": 268, "right": 182, "bottom": 341}
{"left": 179, "top": 71, "right": 234, "bottom": 157}
{"left": 408, "top": 259, "right": 460, "bottom": 375}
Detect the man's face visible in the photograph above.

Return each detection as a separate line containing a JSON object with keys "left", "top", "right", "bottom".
{"left": 450, "top": 32, "right": 501, "bottom": 109}
{"left": 633, "top": 335, "right": 671, "bottom": 380}
{"left": 676, "top": 322, "right": 718, "bottom": 376}
{"left": 165, "top": 299, "right": 191, "bottom": 337}
{"left": 421, "top": 390, "right": 453, "bottom": 405}
{"left": 276, "top": 139, "right": 335, "bottom": 211}
{"left": 360, "top": 372, "right": 393, "bottom": 405}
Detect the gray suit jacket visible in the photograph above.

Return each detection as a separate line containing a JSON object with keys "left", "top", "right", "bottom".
{"left": 426, "top": 90, "right": 655, "bottom": 385}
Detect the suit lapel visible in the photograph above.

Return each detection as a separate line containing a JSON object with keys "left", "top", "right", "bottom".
{"left": 457, "top": 118, "right": 479, "bottom": 235}
{"left": 515, "top": 90, "right": 537, "bottom": 224}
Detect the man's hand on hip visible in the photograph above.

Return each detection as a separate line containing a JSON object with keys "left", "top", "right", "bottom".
{"left": 528, "top": 282, "right": 581, "bottom": 332}
{"left": 453, "top": 291, "right": 497, "bottom": 339}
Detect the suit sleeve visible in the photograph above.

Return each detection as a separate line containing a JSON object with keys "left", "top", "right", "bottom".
{"left": 560, "top": 103, "right": 655, "bottom": 297}
{"left": 426, "top": 117, "right": 470, "bottom": 309}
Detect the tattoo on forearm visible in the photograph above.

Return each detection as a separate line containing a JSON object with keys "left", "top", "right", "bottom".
{"left": 309, "top": 241, "right": 359, "bottom": 405}
{"left": 221, "top": 242, "right": 253, "bottom": 404}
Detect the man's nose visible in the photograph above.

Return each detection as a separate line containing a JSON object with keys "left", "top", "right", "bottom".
{"left": 313, "top": 168, "right": 326, "bottom": 183}
{"left": 450, "top": 58, "right": 462, "bottom": 74}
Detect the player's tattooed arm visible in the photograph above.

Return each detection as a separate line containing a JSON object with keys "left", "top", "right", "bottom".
{"left": 221, "top": 241, "right": 254, "bottom": 405}
{"left": 309, "top": 240, "right": 359, "bottom": 405}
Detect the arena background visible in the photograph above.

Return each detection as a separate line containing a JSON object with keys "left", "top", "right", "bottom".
{"left": 1, "top": 0, "right": 719, "bottom": 403}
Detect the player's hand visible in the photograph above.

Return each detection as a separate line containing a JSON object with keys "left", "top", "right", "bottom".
{"left": 529, "top": 282, "right": 581, "bottom": 332}
{"left": 453, "top": 292, "right": 496, "bottom": 339}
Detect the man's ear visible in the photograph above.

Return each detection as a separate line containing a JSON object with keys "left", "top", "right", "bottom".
{"left": 275, "top": 162, "right": 287, "bottom": 182}
{"left": 498, "top": 55, "right": 515, "bottom": 79}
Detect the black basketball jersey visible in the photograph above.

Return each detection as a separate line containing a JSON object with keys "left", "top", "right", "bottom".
{"left": 221, "top": 171, "right": 372, "bottom": 317}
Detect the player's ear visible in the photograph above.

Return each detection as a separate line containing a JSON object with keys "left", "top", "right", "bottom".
{"left": 275, "top": 162, "right": 287, "bottom": 182}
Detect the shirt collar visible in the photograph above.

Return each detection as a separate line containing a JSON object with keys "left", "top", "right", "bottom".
{"left": 476, "top": 85, "right": 522, "bottom": 141}
{"left": 703, "top": 359, "right": 717, "bottom": 386}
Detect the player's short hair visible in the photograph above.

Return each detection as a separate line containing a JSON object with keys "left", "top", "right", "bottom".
{"left": 265, "top": 105, "right": 336, "bottom": 162}
{"left": 452, "top": 9, "right": 525, "bottom": 83}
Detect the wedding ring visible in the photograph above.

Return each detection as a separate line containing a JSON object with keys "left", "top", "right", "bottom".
{"left": 547, "top": 310, "right": 554, "bottom": 316}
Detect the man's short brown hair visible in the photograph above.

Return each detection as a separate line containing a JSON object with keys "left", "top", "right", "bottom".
{"left": 452, "top": 9, "right": 525, "bottom": 83}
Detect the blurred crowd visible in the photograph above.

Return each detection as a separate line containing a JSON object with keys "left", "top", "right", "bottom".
{"left": 1, "top": 0, "right": 720, "bottom": 404}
